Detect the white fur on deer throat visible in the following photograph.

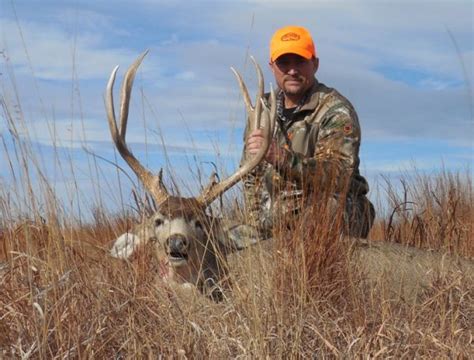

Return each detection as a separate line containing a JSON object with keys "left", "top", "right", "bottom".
{"left": 110, "top": 232, "right": 142, "bottom": 259}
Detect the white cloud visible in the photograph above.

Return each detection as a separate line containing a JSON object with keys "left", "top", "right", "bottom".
{"left": 175, "top": 71, "right": 196, "bottom": 80}
{"left": 0, "top": 18, "right": 160, "bottom": 81}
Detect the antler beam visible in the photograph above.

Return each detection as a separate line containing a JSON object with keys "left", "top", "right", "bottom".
{"left": 105, "top": 51, "right": 170, "bottom": 205}
{"left": 197, "top": 57, "right": 277, "bottom": 206}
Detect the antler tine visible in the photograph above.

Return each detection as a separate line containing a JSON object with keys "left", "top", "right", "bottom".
{"left": 106, "top": 65, "right": 121, "bottom": 142}
{"left": 119, "top": 50, "right": 149, "bottom": 138}
{"left": 250, "top": 55, "right": 264, "bottom": 129}
{"left": 230, "top": 55, "right": 265, "bottom": 132}
{"left": 105, "top": 50, "right": 170, "bottom": 205}
{"left": 230, "top": 66, "right": 253, "bottom": 119}
{"left": 198, "top": 59, "right": 277, "bottom": 207}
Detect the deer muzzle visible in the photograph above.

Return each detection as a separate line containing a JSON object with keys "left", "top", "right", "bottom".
{"left": 166, "top": 234, "right": 189, "bottom": 266}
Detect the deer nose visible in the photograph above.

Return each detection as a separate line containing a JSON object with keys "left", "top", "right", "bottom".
{"left": 166, "top": 234, "right": 189, "bottom": 253}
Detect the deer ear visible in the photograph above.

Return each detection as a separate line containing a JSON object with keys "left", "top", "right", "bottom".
{"left": 110, "top": 232, "right": 143, "bottom": 259}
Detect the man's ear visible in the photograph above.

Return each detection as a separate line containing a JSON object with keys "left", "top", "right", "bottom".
{"left": 313, "top": 57, "right": 319, "bottom": 73}
{"left": 269, "top": 61, "right": 276, "bottom": 75}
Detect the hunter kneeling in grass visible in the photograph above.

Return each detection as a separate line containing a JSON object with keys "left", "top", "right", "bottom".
{"left": 231, "top": 25, "right": 375, "bottom": 248}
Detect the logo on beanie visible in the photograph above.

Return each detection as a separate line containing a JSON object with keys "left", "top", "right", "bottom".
{"left": 281, "top": 32, "right": 300, "bottom": 41}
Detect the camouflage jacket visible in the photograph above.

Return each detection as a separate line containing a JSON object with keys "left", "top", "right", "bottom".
{"left": 241, "top": 80, "right": 371, "bottom": 226}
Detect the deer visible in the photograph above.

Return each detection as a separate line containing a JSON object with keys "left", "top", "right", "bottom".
{"left": 105, "top": 53, "right": 474, "bottom": 304}
{"left": 106, "top": 51, "right": 276, "bottom": 301}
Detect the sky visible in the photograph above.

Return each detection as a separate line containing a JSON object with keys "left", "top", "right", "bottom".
{"left": 0, "top": 0, "right": 472, "bottom": 219}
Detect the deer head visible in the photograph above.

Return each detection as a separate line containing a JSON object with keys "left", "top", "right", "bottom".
{"left": 106, "top": 51, "right": 276, "bottom": 299}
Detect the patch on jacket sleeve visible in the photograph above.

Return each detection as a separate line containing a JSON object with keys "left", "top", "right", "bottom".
{"left": 343, "top": 123, "right": 352, "bottom": 135}
{"left": 322, "top": 110, "right": 356, "bottom": 137}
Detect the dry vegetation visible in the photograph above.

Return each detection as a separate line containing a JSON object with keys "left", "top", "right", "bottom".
{"left": 1, "top": 44, "right": 473, "bottom": 359}
{"left": 370, "top": 169, "right": 473, "bottom": 258}
{"left": 1, "top": 161, "right": 473, "bottom": 358}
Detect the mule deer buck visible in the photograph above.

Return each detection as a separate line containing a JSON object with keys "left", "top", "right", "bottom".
{"left": 106, "top": 51, "right": 276, "bottom": 300}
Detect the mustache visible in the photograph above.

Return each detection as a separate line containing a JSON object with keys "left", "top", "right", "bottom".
{"left": 283, "top": 75, "right": 304, "bottom": 82}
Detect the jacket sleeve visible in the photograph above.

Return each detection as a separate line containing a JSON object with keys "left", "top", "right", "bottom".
{"left": 278, "top": 104, "right": 362, "bottom": 193}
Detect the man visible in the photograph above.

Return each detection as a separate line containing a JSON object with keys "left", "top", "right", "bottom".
{"left": 240, "top": 25, "right": 375, "bottom": 241}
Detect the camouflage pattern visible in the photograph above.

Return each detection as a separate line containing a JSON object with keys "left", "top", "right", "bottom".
{"left": 241, "top": 80, "right": 375, "bottom": 238}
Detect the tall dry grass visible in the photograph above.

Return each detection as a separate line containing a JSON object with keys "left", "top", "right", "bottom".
{"left": 369, "top": 168, "right": 473, "bottom": 258}
{"left": 1, "top": 155, "right": 473, "bottom": 357}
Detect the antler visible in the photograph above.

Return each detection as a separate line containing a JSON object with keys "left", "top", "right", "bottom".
{"left": 105, "top": 50, "right": 170, "bottom": 205}
{"left": 197, "top": 57, "right": 277, "bottom": 207}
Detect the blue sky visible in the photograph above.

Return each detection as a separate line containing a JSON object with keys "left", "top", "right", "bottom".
{"left": 0, "top": 0, "right": 472, "bottom": 218}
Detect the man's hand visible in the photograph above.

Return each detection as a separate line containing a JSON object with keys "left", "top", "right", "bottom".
{"left": 246, "top": 129, "right": 286, "bottom": 168}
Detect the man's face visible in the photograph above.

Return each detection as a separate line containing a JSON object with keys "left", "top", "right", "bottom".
{"left": 270, "top": 53, "right": 318, "bottom": 98}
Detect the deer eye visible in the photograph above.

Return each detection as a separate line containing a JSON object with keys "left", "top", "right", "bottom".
{"left": 154, "top": 218, "right": 164, "bottom": 227}
{"left": 195, "top": 220, "right": 203, "bottom": 231}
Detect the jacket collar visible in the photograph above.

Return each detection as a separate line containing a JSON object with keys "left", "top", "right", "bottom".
{"left": 273, "top": 80, "right": 324, "bottom": 113}
{"left": 298, "top": 80, "right": 323, "bottom": 112}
